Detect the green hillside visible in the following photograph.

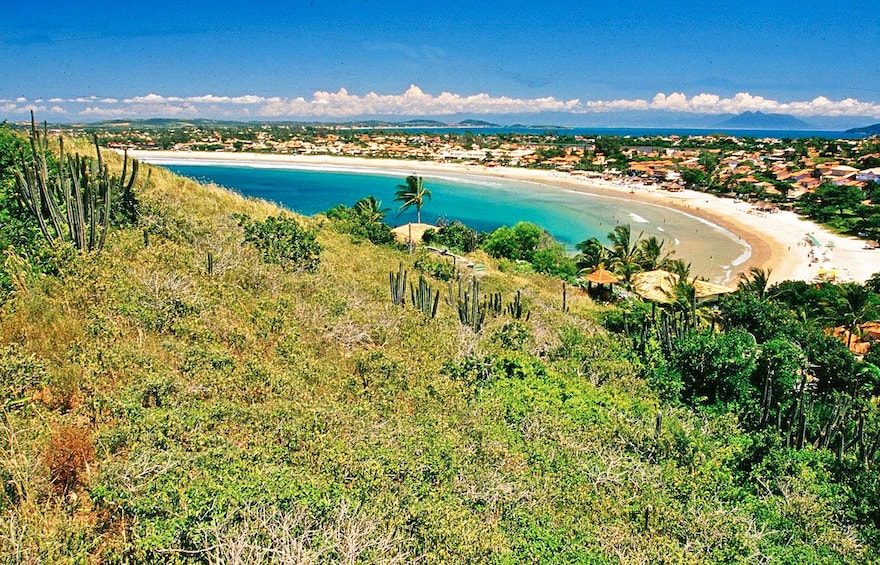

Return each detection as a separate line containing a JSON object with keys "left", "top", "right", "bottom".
{"left": 1, "top": 123, "right": 879, "bottom": 563}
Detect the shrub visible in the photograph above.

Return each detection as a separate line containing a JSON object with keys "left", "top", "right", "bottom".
{"left": 0, "top": 345, "right": 47, "bottom": 411}
{"left": 421, "top": 220, "right": 481, "bottom": 253}
{"left": 239, "top": 214, "right": 321, "bottom": 273}
{"left": 44, "top": 426, "right": 95, "bottom": 495}
{"left": 414, "top": 253, "right": 456, "bottom": 281}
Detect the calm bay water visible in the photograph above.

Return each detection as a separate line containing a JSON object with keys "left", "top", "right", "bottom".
{"left": 154, "top": 160, "right": 750, "bottom": 283}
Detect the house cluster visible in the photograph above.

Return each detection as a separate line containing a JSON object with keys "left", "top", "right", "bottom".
{"left": 97, "top": 124, "right": 879, "bottom": 202}
{"left": 622, "top": 139, "right": 879, "bottom": 200}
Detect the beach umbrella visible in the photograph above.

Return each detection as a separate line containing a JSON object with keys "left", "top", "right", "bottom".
{"left": 584, "top": 265, "right": 622, "bottom": 286}
{"left": 582, "top": 264, "right": 622, "bottom": 300}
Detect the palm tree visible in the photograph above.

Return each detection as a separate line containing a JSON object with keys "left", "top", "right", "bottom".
{"left": 638, "top": 236, "right": 673, "bottom": 271}
{"left": 821, "top": 282, "right": 880, "bottom": 350}
{"left": 607, "top": 225, "right": 644, "bottom": 281}
{"left": 738, "top": 267, "right": 772, "bottom": 299}
{"left": 667, "top": 259, "right": 692, "bottom": 280}
{"left": 575, "top": 237, "right": 610, "bottom": 271}
{"left": 353, "top": 195, "right": 388, "bottom": 224}
{"left": 670, "top": 276, "right": 698, "bottom": 328}
{"left": 394, "top": 175, "right": 432, "bottom": 224}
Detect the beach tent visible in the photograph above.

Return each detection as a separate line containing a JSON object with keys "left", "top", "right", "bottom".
{"left": 754, "top": 201, "right": 779, "bottom": 213}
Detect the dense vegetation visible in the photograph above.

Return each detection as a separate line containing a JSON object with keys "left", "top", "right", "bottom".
{"left": 1, "top": 122, "right": 880, "bottom": 562}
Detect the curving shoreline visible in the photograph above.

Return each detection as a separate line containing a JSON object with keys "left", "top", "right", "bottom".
{"left": 127, "top": 150, "right": 878, "bottom": 285}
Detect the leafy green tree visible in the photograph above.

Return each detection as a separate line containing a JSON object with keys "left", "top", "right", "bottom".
{"left": 394, "top": 175, "right": 432, "bottom": 224}
{"left": 531, "top": 244, "right": 578, "bottom": 279}
{"left": 482, "top": 222, "right": 545, "bottom": 262}
{"left": 866, "top": 272, "right": 880, "bottom": 295}
{"left": 803, "top": 329, "right": 860, "bottom": 395}
{"left": 753, "top": 337, "right": 805, "bottom": 403}
{"left": 669, "top": 329, "right": 758, "bottom": 409}
{"left": 698, "top": 150, "right": 721, "bottom": 177}
{"left": 720, "top": 291, "right": 799, "bottom": 343}
{"left": 865, "top": 180, "right": 880, "bottom": 205}
{"left": 799, "top": 183, "right": 865, "bottom": 223}
{"left": 679, "top": 167, "right": 707, "bottom": 190}
{"left": 769, "top": 280, "right": 836, "bottom": 322}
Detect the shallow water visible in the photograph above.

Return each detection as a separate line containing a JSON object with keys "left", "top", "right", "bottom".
{"left": 154, "top": 159, "right": 750, "bottom": 283}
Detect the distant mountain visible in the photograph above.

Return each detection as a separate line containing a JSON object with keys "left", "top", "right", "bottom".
{"left": 715, "top": 111, "right": 813, "bottom": 130}
{"left": 455, "top": 119, "right": 500, "bottom": 127}
{"left": 846, "top": 123, "right": 880, "bottom": 135}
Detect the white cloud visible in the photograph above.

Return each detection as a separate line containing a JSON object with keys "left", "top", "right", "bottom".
{"left": 80, "top": 102, "right": 199, "bottom": 118}
{"left": 79, "top": 106, "right": 134, "bottom": 117}
{"left": 2, "top": 102, "right": 48, "bottom": 114}
{"left": 123, "top": 93, "right": 167, "bottom": 104}
{"left": 581, "top": 91, "right": 880, "bottom": 117}
{"left": 7, "top": 87, "right": 880, "bottom": 120}
{"left": 585, "top": 98, "right": 650, "bottom": 112}
{"left": 261, "top": 85, "right": 580, "bottom": 117}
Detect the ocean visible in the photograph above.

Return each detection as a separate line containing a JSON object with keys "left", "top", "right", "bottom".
{"left": 156, "top": 160, "right": 751, "bottom": 283}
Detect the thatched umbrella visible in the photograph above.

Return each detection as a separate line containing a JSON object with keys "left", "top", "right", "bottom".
{"left": 632, "top": 270, "right": 734, "bottom": 305}
{"left": 582, "top": 264, "right": 622, "bottom": 300}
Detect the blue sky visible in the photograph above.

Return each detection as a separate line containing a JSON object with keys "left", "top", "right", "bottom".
{"left": 2, "top": 1, "right": 879, "bottom": 124}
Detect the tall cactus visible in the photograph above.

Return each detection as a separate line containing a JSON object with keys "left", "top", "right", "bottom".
{"left": 13, "top": 111, "right": 138, "bottom": 252}
{"left": 410, "top": 275, "right": 440, "bottom": 318}
{"left": 486, "top": 292, "right": 502, "bottom": 316}
{"left": 505, "top": 290, "right": 529, "bottom": 320}
{"left": 390, "top": 262, "right": 407, "bottom": 306}
{"left": 454, "top": 277, "right": 486, "bottom": 333}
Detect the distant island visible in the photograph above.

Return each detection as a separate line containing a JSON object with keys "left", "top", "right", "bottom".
{"left": 454, "top": 119, "right": 501, "bottom": 127}
{"left": 847, "top": 123, "right": 880, "bottom": 135}
{"left": 715, "top": 111, "right": 813, "bottom": 130}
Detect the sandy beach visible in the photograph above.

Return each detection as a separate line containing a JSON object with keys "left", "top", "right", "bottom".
{"left": 128, "top": 150, "right": 879, "bottom": 285}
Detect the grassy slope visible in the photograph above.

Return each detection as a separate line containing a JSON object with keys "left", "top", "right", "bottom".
{"left": 0, "top": 154, "right": 872, "bottom": 563}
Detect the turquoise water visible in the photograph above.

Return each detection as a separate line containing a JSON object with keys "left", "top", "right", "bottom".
{"left": 151, "top": 159, "right": 750, "bottom": 283}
